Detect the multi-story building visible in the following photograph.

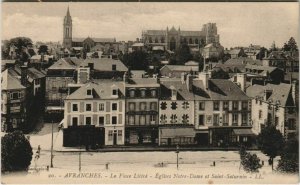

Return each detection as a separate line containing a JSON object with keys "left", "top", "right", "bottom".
{"left": 45, "top": 57, "right": 82, "bottom": 121}
{"left": 159, "top": 75, "right": 195, "bottom": 146}
{"left": 124, "top": 78, "right": 160, "bottom": 145}
{"left": 193, "top": 72, "right": 252, "bottom": 147}
{"left": 246, "top": 82, "right": 298, "bottom": 139}
{"left": 63, "top": 80, "right": 126, "bottom": 147}
{"left": 1, "top": 69, "right": 26, "bottom": 132}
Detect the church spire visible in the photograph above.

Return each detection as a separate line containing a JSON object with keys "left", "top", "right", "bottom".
{"left": 64, "top": 6, "right": 72, "bottom": 24}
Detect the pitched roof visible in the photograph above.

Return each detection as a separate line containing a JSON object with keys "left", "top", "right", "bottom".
{"left": 66, "top": 81, "right": 125, "bottom": 100}
{"left": 265, "top": 51, "right": 287, "bottom": 60}
{"left": 229, "top": 49, "right": 242, "bottom": 55}
{"left": 180, "top": 31, "right": 204, "bottom": 37}
{"left": 48, "top": 57, "right": 83, "bottom": 70}
{"left": 185, "top": 61, "right": 199, "bottom": 66}
{"left": 27, "top": 67, "right": 46, "bottom": 80}
{"left": 160, "top": 78, "right": 194, "bottom": 100}
{"left": 207, "top": 79, "right": 250, "bottom": 101}
{"left": 79, "top": 58, "right": 128, "bottom": 72}
{"left": 161, "top": 65, "right": 199, "bottom": 72}
{"left": 1, "top": 69, "right": 25, "bottom": 90}
{"left": 225, "top": 57, "right": 262, "bottom": 66}
{"left": 245, "top": 64, "right": 280, "bottom": 74}
{"left": 126, "top": 78, "right": 159, "bottom": 88}
{"left": 246, "top": 83, "right": 294, "bottom": 107}
{"left": 132, "top": 43, "right": 144, "bottom": 47}
{"left": 72, "top": 37, "right": 116, "bottom": 43}
{"left": 144, "top": 30, "right": 166, "bottom": 35}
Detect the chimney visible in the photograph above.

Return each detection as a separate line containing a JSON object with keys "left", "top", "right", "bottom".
{"left": 20, "top": 65, "right": 28, "bottom": 87}
{"left": 264, "top": 50, "right": 268, "bottom": 58}
{"left": 181, "top": 73, "right": 186, "bottom": 84}
{"left": 236, "top": 73, "right": 246, "bottom": 92}
{"left": 88, "top": 62, "right": 94, "bottom": 70}
{"left": 170, "top": 86, "right": 177, "bottom": 101}
{"left": 77, "top": 67, "right": 90, "bottom": 84}
{"left": 198, "top": 72, "right": 209, "bottom": 90}
{"left": 186, "top": 74, "right": 193, "bottom": 92}
{"left": 264, "top": 89, "right": 273, "bottom": 101}
{"left": 291, "top": 80, "right": 297, "bottom": 105}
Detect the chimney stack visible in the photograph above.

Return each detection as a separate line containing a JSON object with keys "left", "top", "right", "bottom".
{"left": 198, "top": 72, "right": 209, "bottom": 90}
{"left": 20, "top": 65, "right": 28, "bottom": 87}
{"left": 186, "top": 74, "right": 193, "bottom": 92}
{"left": 181, "top": 73, "right": 186, "bottom": 84}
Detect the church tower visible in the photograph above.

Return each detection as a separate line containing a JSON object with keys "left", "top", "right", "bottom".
{"left": 63, "top": 7, "right": 72, "bottom": 49}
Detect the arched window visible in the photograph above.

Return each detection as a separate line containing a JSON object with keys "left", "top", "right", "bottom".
{"left": 189, "top": 38, "right": 193, "bottom": 44}
{"left": 195, "top": 39, "right": 199, "bottom": 44}
{"left": 155, "top": 38, "right": 158, "bottom": 43}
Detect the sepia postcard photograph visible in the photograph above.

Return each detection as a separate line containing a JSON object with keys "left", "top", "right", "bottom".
{"left": 1, "top": 1, "right": 299, "bottom": 184}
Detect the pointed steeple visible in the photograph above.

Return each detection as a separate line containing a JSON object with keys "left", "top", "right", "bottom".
{"left": 64, "top": 6, "right": 72, "bottom": 24}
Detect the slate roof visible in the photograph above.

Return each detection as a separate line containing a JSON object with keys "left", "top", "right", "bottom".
{"left": 265, "top": 51, "right": 287, "bottom": 60}
{"left": 185, "top": 61, "right": 199, "bottom": 66}
{"left": 1, "top": 69, "right": 25, "bottom": 90}
{"left": 79, "top": 58, "right": 128, "bottom": 72}
{"left": 229, "top": 49, "right": 242, "bottom": 55}
{"left": 161, "top": 65, "right": 199, "bottom": 72}
{"left": 144, "top": 30, "right": 166, "bottom": 35}
{"left": 160, "top": 78, "right": 195, "bottom": 101}
{"left": 72, "top": 37, "right": 116, "bottom": 43}
{"left": 48, "top": 57, "right": 83, "bottom": 70}
{"left": 225, "top": 57, "right": 262, "bottom": 66}
{"left": 246, "top": 83, "right": 294, "bottom": 107}
{"left": 126, "top": 78, "right": 159, "bottom": 88}
{"left": 66, "top": 81, "right": 125, "bottom": 100}
{"left": 245, "top": 64, "right": 280, "bottom": 74}
{"left": 181, "top": 31, "right": 204, "bottom": 37}
{"left": 27, "top": 67, "right": 46, "bottom": 80}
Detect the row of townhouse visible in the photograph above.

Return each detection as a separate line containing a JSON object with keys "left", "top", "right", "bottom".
{"left": 63, "top": 71, "right": 254, "bottom": 147}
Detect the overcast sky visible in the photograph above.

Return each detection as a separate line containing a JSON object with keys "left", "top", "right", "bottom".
{"left": 2, "top": 2, "right": 299, "bottom": 48}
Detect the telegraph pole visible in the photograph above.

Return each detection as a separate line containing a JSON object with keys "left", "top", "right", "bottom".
{"left": 50, "top": 120, "right": 54, "bottom": 168}
{"left": 176, "top": 145, "right": 179, "bottom": 170}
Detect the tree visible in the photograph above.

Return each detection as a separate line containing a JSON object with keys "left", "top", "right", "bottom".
{"left": 257, "top": 125, "right": 284, "bottom": 170}
{"left": 121, "top": 50, "right": 148, "bottom": 70}
{"left": 283, "top": 37, "right": 298, "bottom": 52}
{"left": 241, "top": 152, "right": 263, "bottom": 173}
{"left": 174, "top": 43, "right": 193, "bottom": 65}
{"left": 277, "top": 137, "right": 299, "bottom": 173}
{"left": 2, "top": 131, "right": 33, "bottom": 172}
{"left": 38, "top": 45, "right": 48, "bottom": 55}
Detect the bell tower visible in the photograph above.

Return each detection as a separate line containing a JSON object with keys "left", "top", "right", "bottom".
{"left": 63, "top": 6, "right": 72, "bottom": 49}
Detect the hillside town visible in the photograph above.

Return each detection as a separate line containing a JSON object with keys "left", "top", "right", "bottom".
{"left": 1, "top": 5, "right": 299, "bottom": 182}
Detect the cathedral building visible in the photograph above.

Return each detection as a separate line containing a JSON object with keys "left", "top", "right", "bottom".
{"left": 141, "top": 23, "right": 220, "bottom": 51}
{"left": 63, "top": 7, "right": 118, "bottom": 54}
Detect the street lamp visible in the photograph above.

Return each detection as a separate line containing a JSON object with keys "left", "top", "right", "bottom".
{"left": 176, "top": 145, "right": 180, "bottom": 170}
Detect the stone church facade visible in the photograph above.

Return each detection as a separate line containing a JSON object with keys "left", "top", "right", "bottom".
{"left": 141, "top": 23, "right": 220, "bottom": 51}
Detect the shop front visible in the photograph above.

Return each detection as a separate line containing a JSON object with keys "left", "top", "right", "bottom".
{"left": 159, "top": 127, "right": 196, "bottom": 146}
{"left": 125, "top": 126, "right": 158, "bottom": 145}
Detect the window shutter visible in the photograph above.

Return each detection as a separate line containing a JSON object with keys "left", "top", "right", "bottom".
{"left": 119, "top": 101, "right": 122, "bottom": 112}
{"left": 93, "top": 115, "right": 97, "bottom": 125}
{"left": 106, "top": 102, "right": 110, "bottom": 112}
{"left": 67, "top": 102, "right": 71, "bottom": 113}
{"left": 67, "top": 115, "right": 71, "bottom": 127}
{"left": 118, "top": 114, "right": 122, "bottom": 124}
{"left": 93, "top": 102, "right": 97, "bottom": 112}
{"left": 79, "top": 115, "right": 84, "bottom": 125}
{"left": 80, "top": 102, "right": 84, "bottom": 112}
{"left": 106, "top": 114, "right": 110, "bottom": 124}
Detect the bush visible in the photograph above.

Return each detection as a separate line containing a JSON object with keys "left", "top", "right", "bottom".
{"left": 1, "top": 131, "right": 33, "bottom": 172}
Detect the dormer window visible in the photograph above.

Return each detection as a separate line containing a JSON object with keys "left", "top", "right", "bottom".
{"left": 112, "top": 89, "right": 117, "bottom": 95}
{"left": 129, "top": 89, "right": 135, "bottom": 98}
{"left": 87, "top": 89, "right": 92, "bottom": 96}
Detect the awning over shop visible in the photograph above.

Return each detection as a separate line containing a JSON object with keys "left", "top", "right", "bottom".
{"left": 233, "top": 129, "right": 255, "bottom": 136}
{"left": 160, "top": 127, "right": 195, "bottom": 138}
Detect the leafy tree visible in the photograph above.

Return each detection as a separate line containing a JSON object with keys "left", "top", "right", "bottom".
{"left": 174, "top": 44, "right": 193, "bottom": 65}
{"left": 38, "top": 45, "right": 48, "bottom": 55}
{"left": 277, "top": 137, "right": 299, "bottom": 173}
{"left": 257, "top": 125, "right": 284, "bottom": 170}
{"left": 2, "top": 131, "right": 33, "bottom": 172}
{"left": 241, "top": 152, "right": 263, "bottom": 173}
{"left": 283, "top": 37, "right": 298, "bottom": 52}
{"left": 121, "top": 50, "right": 148, "bottom": 70}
